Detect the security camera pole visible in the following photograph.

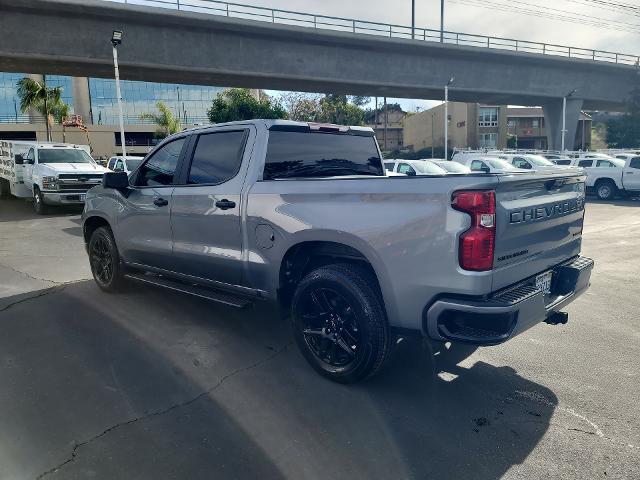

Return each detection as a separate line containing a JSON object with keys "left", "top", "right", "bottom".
{"left": 561, "top": 89, "right": 577, "bottom": 152}
{"left": 111, "top": 30, "right": 126, "bottom": 157}
{"left": 444, "top": 77, "right": 454, "bottom": 160}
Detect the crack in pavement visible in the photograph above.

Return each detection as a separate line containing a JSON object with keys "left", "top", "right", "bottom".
{"left": 0, "top": 262, "right": 59, "bottom": 284}
{"left": 35, "top": 342, "right": 293, "bottom": 480}
{"left": 0, "top": 285, "right": 66, "bottom": 312}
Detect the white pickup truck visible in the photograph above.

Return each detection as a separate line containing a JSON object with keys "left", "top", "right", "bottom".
{"left": 0, "top": 141, "right": 109, "bottom": 214}
{"left": 571, "top": 154, "right": 640, "bottom": 200}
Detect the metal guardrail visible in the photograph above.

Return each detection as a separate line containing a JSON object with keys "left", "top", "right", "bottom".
{"left": 111, "top": 0, "right": 640, "bottom": 66}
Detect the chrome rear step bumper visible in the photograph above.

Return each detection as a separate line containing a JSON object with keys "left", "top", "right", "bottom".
{"left": 424, "top": 256, "right": 594, "bottom": 345}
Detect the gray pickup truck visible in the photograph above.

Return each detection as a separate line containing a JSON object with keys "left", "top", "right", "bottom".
{"left": 82, "top": 120, "right": 593, "bottom": 383}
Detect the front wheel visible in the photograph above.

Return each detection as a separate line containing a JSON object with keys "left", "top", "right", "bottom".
{"left": 88, "top": 226, "right": 125, "bottom": 292}
{"left": 33, "top": 187, "right": 48, "bottom": 215}
{"left": 595, "top": 180, "right": 617, "bottom": 200}
{"left": 291, "top": 263, "right": 391, "bottom": 383}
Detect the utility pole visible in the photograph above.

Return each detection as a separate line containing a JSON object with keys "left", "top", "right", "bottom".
{"left": 440, "top": 0, "right": 445, "bottom": 43}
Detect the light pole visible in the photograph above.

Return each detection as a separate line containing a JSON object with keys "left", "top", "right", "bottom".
{"left": 444, "top": 77, "right": 454, "bottom": 159}
{"left": 561, "top": 89, "right": 576, "bottom": 152}
{"left": 431, "top": 112, "right": 435, "bottom": 159}
{"left": 411, "top": 0, "right": 415, "bottom": 39}
{"left": 111, "top": 30, "right": 127, "bottom": 157}
{"left": 440, "top": 0, "right": 445, "bottom": 43}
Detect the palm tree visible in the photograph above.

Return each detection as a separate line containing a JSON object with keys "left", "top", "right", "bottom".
{"left": 140, "top": 101, "right": 181, "bottom": 138}
{"left": 16, "top": 77, "right": 63, "bottom": 142}
{"left": 51, "top": 102, "right": 70, "bottom": 143}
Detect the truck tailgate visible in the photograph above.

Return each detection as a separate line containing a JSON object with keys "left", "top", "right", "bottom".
{"left": 492, "top": 172, "right": 586, "bottom": 291}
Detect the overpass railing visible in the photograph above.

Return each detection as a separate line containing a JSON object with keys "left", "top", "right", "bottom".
{"left": 112, "top": 0, "right": 640, "bottom": 67}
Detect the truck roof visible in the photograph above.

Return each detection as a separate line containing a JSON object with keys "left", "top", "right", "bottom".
{"left": 181, "top": 119, "right": 374, "bottom": 135}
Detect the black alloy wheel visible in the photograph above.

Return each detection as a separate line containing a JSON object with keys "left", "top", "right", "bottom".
{"left": 88, "top": 226, "right": 124, "bottom": 292}
{"left": 291, "top": 263, "right": 390, "bottom": 383}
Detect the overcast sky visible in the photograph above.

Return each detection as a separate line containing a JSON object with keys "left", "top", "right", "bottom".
{"left": 230, "top": 0, "right": 640, "bottom": 111}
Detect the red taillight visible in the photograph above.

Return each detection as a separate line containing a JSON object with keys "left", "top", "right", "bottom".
{"left": 452, "top": 190, "right": 496, "bottom": 271}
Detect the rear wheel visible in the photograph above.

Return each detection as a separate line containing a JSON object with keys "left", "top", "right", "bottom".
{"left": 89, "top": 226, "right": 125, "bottom": 292}
{"left": 595, "top": 179, "right": 617, "bottom": 200}
{"left": 0, "top": 178, "right": 10, "bottom": 198}
{"left": 291, "top": 263, "right": 390, "bottom": 383}
{"left": 33, "top": 186, "right": 48, "bottom": 215}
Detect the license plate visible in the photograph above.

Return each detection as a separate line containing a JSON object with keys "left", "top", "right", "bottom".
{"left": 79, "top": 193, "right": 86, "bottom": 201}
{"left": 535, "top": 271, "right": 553, "bottom": 295}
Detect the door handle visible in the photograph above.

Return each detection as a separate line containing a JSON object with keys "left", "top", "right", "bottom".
{"left": 153, "top": 197, "right": 169, "bottom": 207}
{"left": 215, "top": 199, "right": 236, "bottom": 210}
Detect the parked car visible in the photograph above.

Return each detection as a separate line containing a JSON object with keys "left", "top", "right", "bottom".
{"left": 385, "top": 159, "right": 447, "bottom": 176}
{"left": 494, "top": 154, "right": 573, "bottom": 172}
{"left": 83, "top": 120, "right": 593, "bottom": 383}
{"left": 0, "top": 141, "right": 108, "bottom": 214}
{"left": 431, "top": 160, "right": 471, "bottom": 174}
{"left": 454, "top": 156, "right": 528, "bottom": 174}
{"left": 107, "top": 155, "right": 146, "bottom": 175}
{"left": 570, "top": 155, "right": 640, "bottom": 199}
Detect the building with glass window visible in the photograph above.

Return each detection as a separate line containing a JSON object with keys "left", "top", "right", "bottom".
{"left": 0, "top": 73, "right": 224, "bottom": 159}
{"left": 506, "top": 107, "right": 592, "bottom": 150}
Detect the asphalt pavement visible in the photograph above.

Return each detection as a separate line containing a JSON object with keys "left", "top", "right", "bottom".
{"left": 0, "top": 195, "right": 638, "bottom": 479}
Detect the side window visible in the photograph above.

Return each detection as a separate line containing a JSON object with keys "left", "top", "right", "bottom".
{"left": 187, "top": 131, "right": 247, "bottom": 185}
{"left": 384, "top": 162, "right": 395, "bottom": 171}
{"left": 556, "top": 160, "right": 572, "bottom": 165}
{"left": 397, "top": 163, "right": 416, "bottom": 175}
{"left": 578, "top": 160, "right": 593, "bottom": 168}
{"left": 135, "top": 137, "right": 185, "bottom": 187}
{"left": 629, "top": 158, "right": 640, "bottom": 169}
{"left": 26, "top": 148, "right": 35, "bottom": 163}
{"left": 596, "top": 160, "right": 614, "bottom": 167}
{"left": 114, "top": 159, "right": 124, "bottom": 172}
{"left": 107, "top": 158, "right": 116, "bottom": 170}
{"left": 513, "top": 157, "right": 530, "bottom": 169}
{"left": 470, "top": 160, "right": 487, "bottom": 171}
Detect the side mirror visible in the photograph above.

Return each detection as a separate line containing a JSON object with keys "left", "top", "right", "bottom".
{"left": 405, "top": 170, "right": 417, "bottom": 176}
{"left": 27, "top": 158, "right": 35, "bottom": 165}
{"left": 103, "top": 171, "right": 129, "bottom": 189}
{"left": 480, "top": 166, "right": 491, "bottom": 173}
{"left": 14, "top": 154, "right": 24, "bottom": 165}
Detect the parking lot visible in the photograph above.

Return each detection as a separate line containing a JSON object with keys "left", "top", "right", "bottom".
{"left": 0, "top": 196, "right": 638, "bottom": 479}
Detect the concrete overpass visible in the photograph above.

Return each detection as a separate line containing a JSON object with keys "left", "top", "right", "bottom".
{"left": 0, "top": 0, "right": 638, "bottom": 149}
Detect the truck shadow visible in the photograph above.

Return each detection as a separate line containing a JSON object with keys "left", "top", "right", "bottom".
{"left": 0, "top": 281, "right": 556, "bottom": 479}
{"left": 0, "top": 196, "right": 83, "bottom": 221}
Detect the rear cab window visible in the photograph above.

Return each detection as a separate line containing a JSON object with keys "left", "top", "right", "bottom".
{"left": 264, "top": 130, "right": 383, "bottom": 180}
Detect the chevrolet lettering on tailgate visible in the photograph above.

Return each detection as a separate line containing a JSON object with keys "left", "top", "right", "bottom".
{"left": 509, "top": 197, "right": 585, "bottom": 224}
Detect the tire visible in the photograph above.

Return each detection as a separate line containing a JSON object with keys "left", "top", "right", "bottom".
{"left": 595, "top": 179, "right": 617, "bottom": 200}
{"left": 88, "top": 226, "right": 125, "bottom": 292}
{"left": 0, "top": 178, "right": 10, "bottom": 198}
{"left": 430, "top": 340, "right": 478, "bottom": 367}
{"left": 291, "top": 263, "right": 391, "bottom": 383}
{"left": 33, "top": 186, "right": 48, "bottom": 215}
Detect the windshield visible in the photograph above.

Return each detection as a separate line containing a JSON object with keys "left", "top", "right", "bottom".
{"left": 412, "top": 161, "right": 447, "bottom": 175}
{"left": 436, "top": 161, "right": 469, "bottom": 173}
{"left": 525, "top": 155, "right": 555, "bottom": 166}
{"left": 38, "top": 149, "right": 94, "bottom": 164}
{"left": 487, "top": 159, "right": 519, "bottom": 170}
{"left": 126, "top": 158, "right": 144, "bottom": 170}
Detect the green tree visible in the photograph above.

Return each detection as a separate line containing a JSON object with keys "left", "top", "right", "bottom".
{"left": 208, "top": 88, "right": 287, "bottom": 123}
{"left": 51, "top": 102, "right": 70, "bottom": 143}
{"left": 140, "top": 101, "right": 182, "bottom": 138}
{"left": 606, "top": 81, "right": 640, "bottom": 148}
{"left": 16, "top": 77, "right": 63, "bottom": 142}
{"left": 317, "top": 94, "right": 365, "bottom": 125}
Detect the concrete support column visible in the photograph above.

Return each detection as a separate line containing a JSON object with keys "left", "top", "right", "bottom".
{"left": 72, "top": 77, "right": 93, "bottom": 125}
{"left": 543, "top": 97, "right": 583, "bottom": 151}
